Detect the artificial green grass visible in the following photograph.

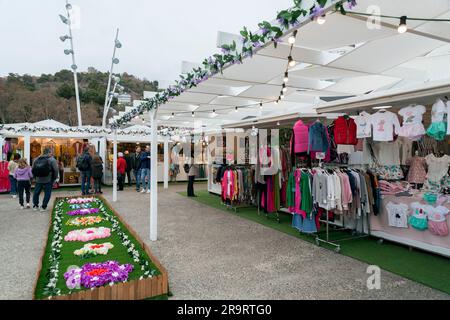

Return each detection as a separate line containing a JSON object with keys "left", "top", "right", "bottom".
{"left": 179, "top": 190, "right": 450, "bottom": 295}
{"left": 34, "top": 196, "right": 161, "bottom": 300}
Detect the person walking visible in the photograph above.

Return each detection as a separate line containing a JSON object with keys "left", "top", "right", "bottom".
{"left": 7, "top": 154, "right": 20, "bottom": 198}
{"left": 14, "top": 158, "right": 33, "bottom": 209}
{"left": 139, "top": 145, "right": 151, "bottom": 194}
{"left": 91, "top": 154, "right": 103, "bottom": 194}
{"left": 132, "top": 147, "right": 142, "bottom": 192}
{"left": 32, "top": 147, "right": 59, "bottom": 212}
{"left": 187, "top": 157, "right": 198, "bottom": 197}
{"left": 117, "top": 152, "right": 127, "bottom": 191}
{"left": 77, "top": 147, "right": 92, "bottom": 195}
{"left": 124, "top": 150, "right": 133, "bottom": 187}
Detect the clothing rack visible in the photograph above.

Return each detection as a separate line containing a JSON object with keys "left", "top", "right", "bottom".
{"left": 314, "top": 165, "right": 371, "bottom": 253}
{"left": 221, "top": 164, "right": 255, "bottom": 213}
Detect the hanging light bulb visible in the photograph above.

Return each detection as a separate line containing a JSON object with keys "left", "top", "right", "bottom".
{"left": 282, "top": 84, "right": 287, "bottom": 93}
{"left": 275, "top": 99, "right": 279, "bottom": 105}
{"left": 398, "top": 16, "right": 408, "bottom": 34}
{"left": 192, "top": 111, "right": 195, "bottom": 118}
{"left": 212, "top": 109, "right": 217, "bottom": 116}
{"left": 171, "top": 112, "right": 175, "bottom": 119}
{"left": 316, "top": 14, "right": 326, "bottom": 25}
{"left": 280, "top": 92, "right": 285, "bottom": 100}
{"left": 259, "top": 102, "right": 263, "bottom": 109}
{"left": 235, "top": 106, "right": 238, "bottom": 113}
{"left": 288, "top": 55, "right": 296, "bottom": 67}
{"left": 288, "top": 30, "right": 298, "bottom": 45}
{"left": 283, "top": 72, "right": 289, "bottom": 83}
{"left": 277, "top": 121, "right": 280, "bottom": 126}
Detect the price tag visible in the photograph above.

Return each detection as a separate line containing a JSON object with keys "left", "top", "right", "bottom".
{"left": 316, "top": 152, "right": 325, "bottom": 160}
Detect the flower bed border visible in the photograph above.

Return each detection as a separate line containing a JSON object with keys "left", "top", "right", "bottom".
{"left": 33, "top": 195, "right": 168, "bottom": 300}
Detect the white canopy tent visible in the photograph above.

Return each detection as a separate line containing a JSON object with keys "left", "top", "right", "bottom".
{"left": 108, "top": 0, "right": 450, "bottom": 241}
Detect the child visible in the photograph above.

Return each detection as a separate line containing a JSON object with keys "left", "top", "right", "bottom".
{"left": 14, "top": 158, "right": 33, "bottom": 209}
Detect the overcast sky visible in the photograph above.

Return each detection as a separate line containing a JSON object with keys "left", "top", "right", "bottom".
{"left": 0, "top": 0, "right": 293, "bottom": 87}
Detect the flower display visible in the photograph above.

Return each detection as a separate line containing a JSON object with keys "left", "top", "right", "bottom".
{"left": 66, "top": 216, "right": 103, "bottom": 227}
{"left": 64, "top": 227, "right": 111, "bottom": 242}
{"left": 67, "top": 197, "right": 96, "bottom": 204}
{"left": 66, "top": 208, "right": 100, "bottom": 216}
{"left": 64, "top": 261, "right": 134, "bottom": 289}
{"left": 74, "top": 242, "right": 114, "bottom": 258}
{"left": 69, "top": 203, "right": 93, "bottom": 210}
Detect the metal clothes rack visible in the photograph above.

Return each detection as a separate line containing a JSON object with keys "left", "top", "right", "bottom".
{"left": 222, "top": 163, "right": 255, "bottom": 213}
{"left": 314, "top": 163, "right": 371, "bottom": 253}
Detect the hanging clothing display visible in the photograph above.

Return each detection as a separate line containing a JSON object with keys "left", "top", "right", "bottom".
{"left": 354, "top": 112, "right": 372, "bottom": 138}
{"left": 426, "top": 99, "right": 448, "bottom": 141}
{"left": 398, "top": 105, "right": 426, "bottom": 140}
{"left": 291, "top": 120, "right": 309, "bottom": 154}
{"left": 333, "top": 116, "right": 357, "bottom": 145}
{"left": 0, "top": 161, "right": 10, "bottom": 192}
{"left": 368, "top": 110, "right": 401, "bottom": 142}
{"left": 405, "top": 156, "right": 427, "bottom": 184}
{"left": 308, "top": 121, "right": 329, "bottom": 153}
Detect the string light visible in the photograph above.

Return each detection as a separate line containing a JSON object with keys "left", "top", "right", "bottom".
{"left": 283, "top": 72, "right": 289, "bottom": 83}
{"left": 235, "top": 106, "right": 238, "bottom": 113}
{"left": 259, "top": 102, "right": 263, "bottom": 109}
{"left": 282, "top": 84, "right": 287, "bottom": 93}
{"left": 212, "top": 109, "right": 217, "bottom": 116}
{"left": 280, "top": 92, "right": 285, "bottom": 99}
{"left": 316, "top": 14, "right": 326, "bottom": 25}
{"left": 288, "top": 30, "right": 298, "bottom": 45}
{"left": 288, "top": 55, "right": 296, "bottom": 67}
{"left": 398, "top": 16, "right": 408, "bottom": 33}
{"left": 192, "top": 111, "right": 195, "bottom": 118}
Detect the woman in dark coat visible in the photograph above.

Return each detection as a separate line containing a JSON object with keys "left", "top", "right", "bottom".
{"left": 91, "top": 154, "right": 104, "bottom": 194}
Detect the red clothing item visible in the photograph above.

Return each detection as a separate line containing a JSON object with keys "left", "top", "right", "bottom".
{"left": 291, "top": 120, "right": 309, "bottom": 153}
{"left": 334, "top": 116, "right": 357, "bottom": 145}
{"left": 117, "top": 157, "right": 127, "bottom": 174}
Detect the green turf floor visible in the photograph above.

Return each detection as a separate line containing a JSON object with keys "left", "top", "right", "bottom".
{"left": 179, "top": 190, "right": 450, "bottom": 295}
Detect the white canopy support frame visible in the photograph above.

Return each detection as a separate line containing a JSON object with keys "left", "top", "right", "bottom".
{"left": 150, "top": 109, "right": 158, "bottom": 241}
{"left": 163, "top": 135, "right": 169, "bottom": 189}
{"left": 112, "top": 129, "right": 118, "bottom": 202}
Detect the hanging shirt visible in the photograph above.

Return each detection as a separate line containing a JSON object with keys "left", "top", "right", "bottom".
{"left": 431, "top": 99, "right": 447, "bottom": 122}
{"left": 354, "top": 111, "right": 372, "bottom": 138}
{"left": 398, "top": 105, "right": 426, "bottom": 126}
{"left": 368, "top": 111, "right": 401, "bottom": 141}
{"left": 425, "top": 154, "right": 450, "bottom": 182}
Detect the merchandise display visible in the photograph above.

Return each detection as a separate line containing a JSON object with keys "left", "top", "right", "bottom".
{"left": 34, "top": 196, "right": 165, "bottom": 299}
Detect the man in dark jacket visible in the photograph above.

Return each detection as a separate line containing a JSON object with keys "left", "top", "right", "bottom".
{"left": 32, "top": 147, "right": 59, "bottom": 212}
{"left": 77, "top": 147, "right": 92, "bottom": 195}
{"left": 124, "top": 150, "right": 133, "bottom": 187}
{"left": 132, "top": 146, "right": 142, "bottom": 192}
{"left": 138, "top": 145, "right": 151, "bottom": 193}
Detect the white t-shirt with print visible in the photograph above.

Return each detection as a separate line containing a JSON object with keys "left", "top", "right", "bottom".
{"left": 354, "top": 111, "right": 372, "bottom": 138}
{"left": 398, "top": 105, "right": 426, "bottom": 126}
{"left": 427, "top": 206, "right": 449, "bottom": 222}
{"left": 386, "top": 202, "right": 409, "bottom": 228}
{"left": 368, "top": 111, "right": 401, "bottom": 141}
{"left": 425, "top": 154, "right": 450, "bottom": 182}
{"left": 431, "top": 99, "right": 447, "bottom": 122}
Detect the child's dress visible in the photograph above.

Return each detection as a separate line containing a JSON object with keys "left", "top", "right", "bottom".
{"left": 398, "top": 105, "right": 426, "bottom": 140}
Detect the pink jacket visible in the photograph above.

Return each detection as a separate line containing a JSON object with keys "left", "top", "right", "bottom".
{"left": 221, "top": 169, "right": 235, "bottom": 201}
{"left": 291, "top": 120, "right": 309, "bottom": 154}
{"left": 338, "top": 173, "right": 352, "bottom": 210}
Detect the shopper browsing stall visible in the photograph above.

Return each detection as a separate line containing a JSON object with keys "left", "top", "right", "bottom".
{"left": 77, "top": 147, "right": 93, "bottom": 195}
{"left": 7, "top": 153, "right": 20, "bottom": 198}
{"left": 138, "top": 145, "right": 151, "bottom": 194}
{"left": 14, "top": 158, "right": 33, "bottom": 209}
{"left": 117, "top": 152, "right": 127, "bottom": 191}
{"left": 91, "top": 153, "right": 103, "bottom": 194}
{"left": 132, "top": 146, "right": 142, "bottom": 192}
{"left": 32, "top": 147, "right": 59, "bottom": 212}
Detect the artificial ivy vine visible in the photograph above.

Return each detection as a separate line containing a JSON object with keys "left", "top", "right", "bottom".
{"left": 110, "top": 0, "right": 357, "bottom": 129}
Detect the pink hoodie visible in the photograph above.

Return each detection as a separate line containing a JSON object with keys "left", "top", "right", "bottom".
{"left": 14, "top": 166, "right": 33, "bottom": 181}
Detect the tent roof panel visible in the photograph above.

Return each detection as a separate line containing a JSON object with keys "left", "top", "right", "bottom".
{"left": 328, "top": 33, "right": 447, "bottom": 73}
{"left": 324, "top": 75, "right": 402, "bottom": 94}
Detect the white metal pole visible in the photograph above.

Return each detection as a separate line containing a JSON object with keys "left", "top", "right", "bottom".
{"left": 102, "top": 28, "right": 120, "bottom": 128}
{"left": 65, "top": 0, "right": 82, "bottom": 126}
{"left": 0, "top": 136, "right": 4, "bottom": 161}
{"left": 24, "top": 134, "right": 31, "bottom": 165}
{"left": 113, "top": 129, "right": 118, "bottom": 202}
{"left": 163, "top": 135, "right": 169, "bottom": 189}
{"left": 150, "top": 109, "right": 158, "bottom": 241}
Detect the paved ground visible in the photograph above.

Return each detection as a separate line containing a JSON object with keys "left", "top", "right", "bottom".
{"left": 0, "top": 183, "right": 448, "bottom": 300}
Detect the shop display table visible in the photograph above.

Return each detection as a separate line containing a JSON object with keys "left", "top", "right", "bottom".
{"left": 371, "top": 193, "right": 450, "bottom": 257}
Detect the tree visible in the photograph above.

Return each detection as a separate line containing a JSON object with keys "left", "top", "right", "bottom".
{"left": 56, "top": 83, "right": 75, "bottom": 100}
